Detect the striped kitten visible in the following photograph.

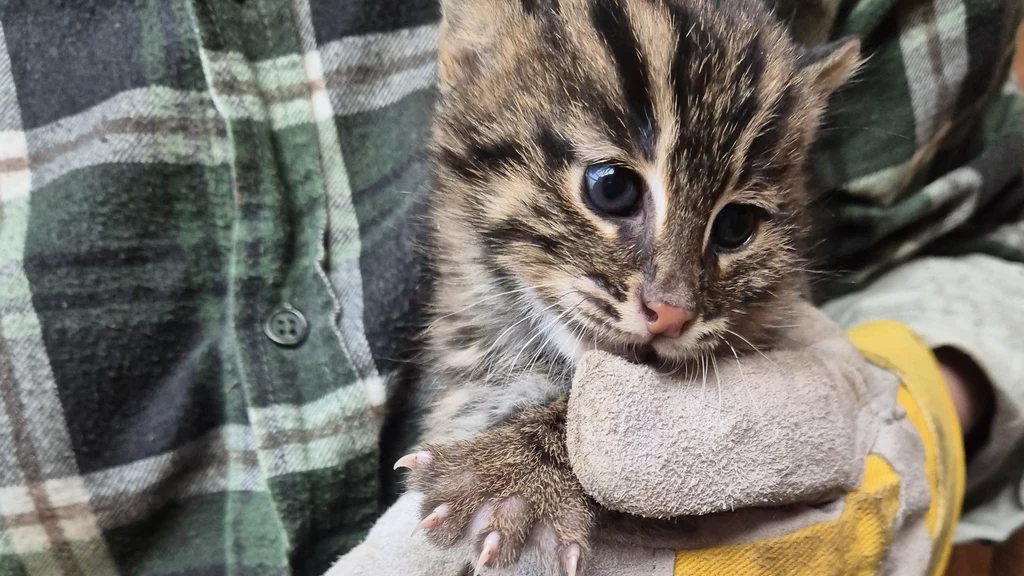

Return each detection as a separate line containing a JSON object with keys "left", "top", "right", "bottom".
{"left": 398, "top": 0, "right": 859, "bottom": 574}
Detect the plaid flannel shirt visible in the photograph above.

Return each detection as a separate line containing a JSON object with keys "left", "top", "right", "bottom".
{"left": 0, "top": 1, "right": 1021, "bottom": 575}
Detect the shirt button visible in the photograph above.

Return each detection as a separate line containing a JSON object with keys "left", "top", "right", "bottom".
{"left": 264, "top": 304, "right": 308, "bottom": 347}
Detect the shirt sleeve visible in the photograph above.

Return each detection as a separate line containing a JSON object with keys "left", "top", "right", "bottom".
{"left": 821, "top": 253, "right": 1024, "bottom": 544}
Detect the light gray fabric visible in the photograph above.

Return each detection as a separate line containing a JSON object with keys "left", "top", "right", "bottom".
{"left": 823, "top": 253, "right": 1024, "bottom": 544}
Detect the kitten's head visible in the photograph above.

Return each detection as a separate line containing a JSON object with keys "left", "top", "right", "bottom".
{"left": 429, "top": 0, "right": 859, "bottom": 366}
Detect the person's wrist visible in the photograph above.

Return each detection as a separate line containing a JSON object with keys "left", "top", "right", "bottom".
{"left": 934, "top": 346, "right": 994, "bottom": 455}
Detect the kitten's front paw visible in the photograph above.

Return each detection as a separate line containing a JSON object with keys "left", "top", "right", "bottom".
{"left": 396, "top": 427, "right": 592, "bottom": 575}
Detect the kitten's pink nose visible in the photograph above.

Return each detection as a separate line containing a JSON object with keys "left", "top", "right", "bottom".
{"left": 642, "top": 301, "right": 694, "bottom": 338}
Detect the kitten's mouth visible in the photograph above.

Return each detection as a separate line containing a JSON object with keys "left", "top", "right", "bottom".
{"left": 574, "top": 324, "right": 693, "bottom": 370}
{"left": 631, "top": 343, "right": 660, "bottom": 366}
{"left": 597, "top": 333, "right": 708, "bottom": 372}
{"left": 617, "top": 342, "right": 660, "bottom": 366}
{"left": 582, "top": 331, "right": 659, "bottom": 366}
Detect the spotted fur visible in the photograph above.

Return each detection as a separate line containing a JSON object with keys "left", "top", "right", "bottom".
{"left": 410, "top": 0, "right": 860, "bottom": 572}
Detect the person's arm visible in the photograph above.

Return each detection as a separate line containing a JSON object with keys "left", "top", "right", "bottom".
{"left": 824, "top": 253, "right": 1024, "bottom": 544}
{"left": 937, "top": 346, "right": 996, "bottom": 454}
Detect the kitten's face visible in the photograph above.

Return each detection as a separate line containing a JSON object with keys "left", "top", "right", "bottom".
{"left": 431, "top": 0, "right": 858, "bottom": 366}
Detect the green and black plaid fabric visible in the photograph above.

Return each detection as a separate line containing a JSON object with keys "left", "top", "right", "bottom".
{"left": 0, "top": 1, "right": 437, "bottom": 575}
{"left": 801, "top": 0, "right": 1024, "bottom": 296}
{"left": 0, "top": 1, "right": 1021, "bottom": 575}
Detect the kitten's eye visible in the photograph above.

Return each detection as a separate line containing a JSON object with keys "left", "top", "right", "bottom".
{"left": 583, "top": 164, "right": 642, "bottom": 217}
{"left": 710, "top": 204, "right": 762, "bottom": 250}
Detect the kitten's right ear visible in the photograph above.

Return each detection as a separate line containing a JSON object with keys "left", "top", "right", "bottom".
{"left": 797, "top": 37, "right": 862, "bottom": 100}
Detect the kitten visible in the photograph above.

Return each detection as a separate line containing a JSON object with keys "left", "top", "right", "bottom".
{"left": 398, "top": 0, "right": 860, "bottom": 574}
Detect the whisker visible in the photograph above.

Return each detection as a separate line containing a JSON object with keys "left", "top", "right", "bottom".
{"left": 564, "top": 317, "right": 588, "bottom": 382}
{"left": 481, "top": 294, "right": 570, "bottom": 383}
{"left": 711, "top": 354, "right": 723, "bottom": 416}
{"left": 507, "top": 300, "right": 583, "bottom": 383}
{"left": 427, "top": 281, "right": 565, "bottom": 329}
{"left": 788, "top": 266, "right": 835, "bottom": 276}
{"left": 724, "top": 328, "right": 777, "bottom": 368}
{"left": 726, "top": 342, "right": 756, "bottom": 410}
{"left": 700, "top": 352, "right": 709, "bottom": 406}
{"left": 666, "top": 358, "right": 687, "bottom": 377}
{"left": 483, "top": 297, "right": 565, "bottom": 362}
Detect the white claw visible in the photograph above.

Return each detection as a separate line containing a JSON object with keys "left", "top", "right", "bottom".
{"left": 394, "top": 451, "right": 433, "bottom": 471}
{"left": 412, "top": 504, "right": 451, "bottom": 536}
{"left": 562, "top": 543, "right": 581, "bottom": 576}
{"left": 474, "top": 531, "right": 501, "bottom": 575}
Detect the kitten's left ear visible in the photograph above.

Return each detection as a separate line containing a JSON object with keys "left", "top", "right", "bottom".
{"left": 798, "top": 37, "right": 862, "bottom": 99}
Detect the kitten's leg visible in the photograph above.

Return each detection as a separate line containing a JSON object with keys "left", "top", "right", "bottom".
{"left": 398, "top": 396, "right": 592, "bottom": 576}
